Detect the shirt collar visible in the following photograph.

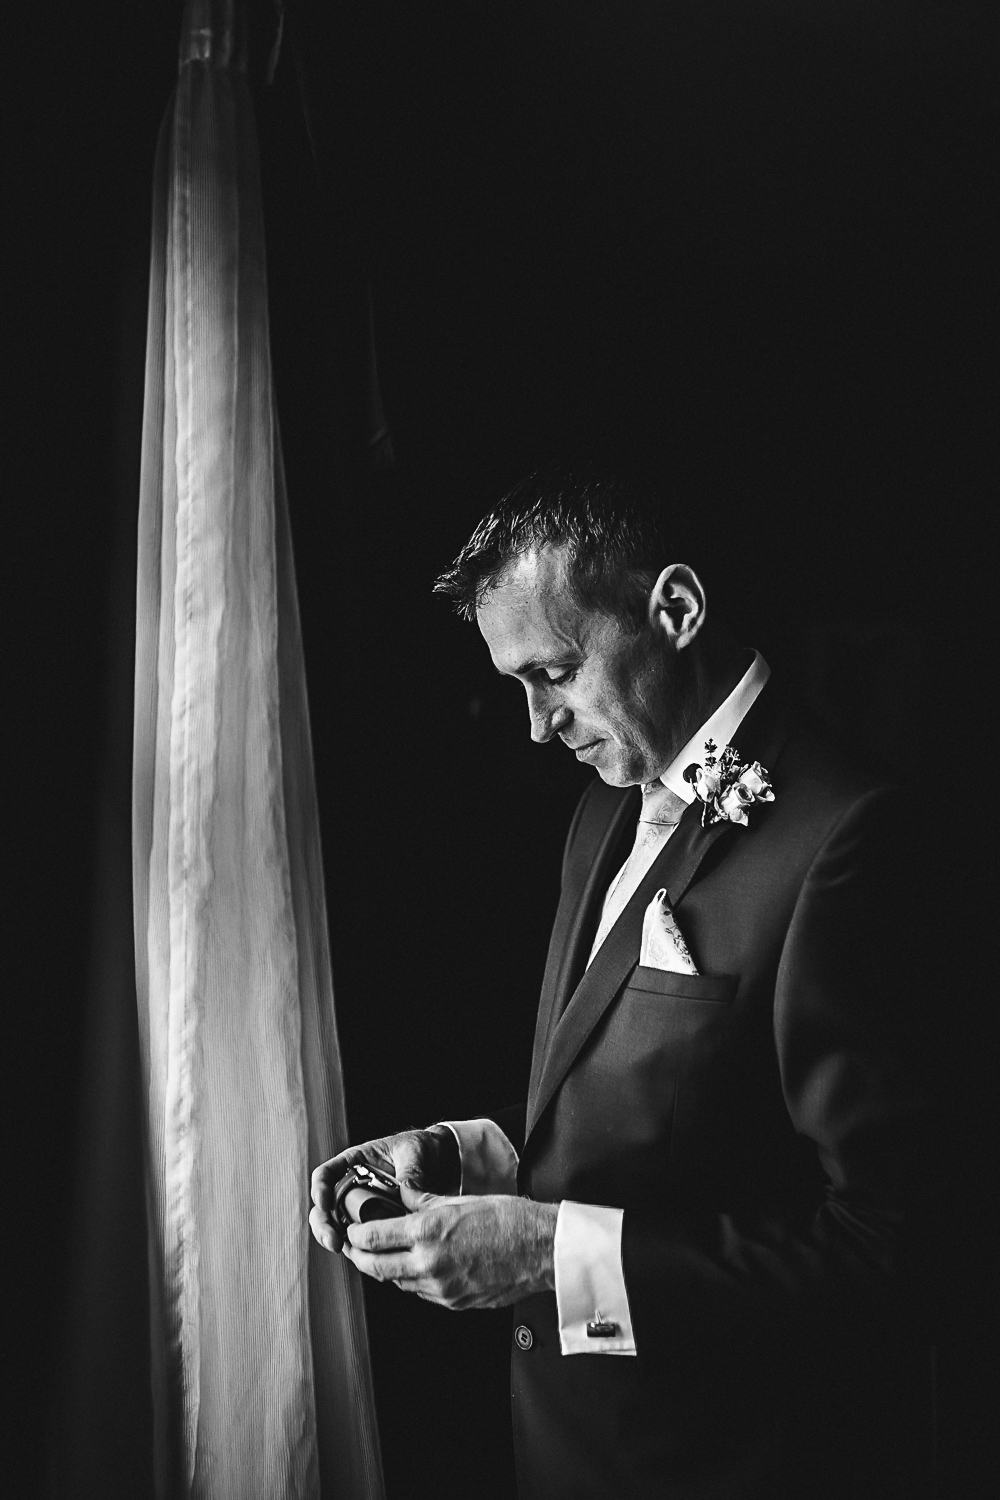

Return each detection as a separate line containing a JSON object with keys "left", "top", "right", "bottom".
{"left": 659, "top": 650, "right": 771, "bottom": 804}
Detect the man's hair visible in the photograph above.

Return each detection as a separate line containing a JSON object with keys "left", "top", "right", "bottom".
{"left": 432, "top": 460, "right": 703, "bottom": 632}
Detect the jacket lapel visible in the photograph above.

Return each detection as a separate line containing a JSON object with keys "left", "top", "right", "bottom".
{"left": 526, "top": 783, "right": 637, "bottom": 1109}
{"left": 524, "top": 680, "right": 795, "bottom": 1142}
{"left": 525, "top": 801, "right": 734, "bottom": 1136}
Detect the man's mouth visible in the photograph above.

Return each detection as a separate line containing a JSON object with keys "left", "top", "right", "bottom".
{"left": 571, "top": 739, "right": 603, "bottom": 759}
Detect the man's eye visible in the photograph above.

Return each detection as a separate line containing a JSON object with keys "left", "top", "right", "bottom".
{"left": 543, "top": 668, "right": 575, "bottom": 686}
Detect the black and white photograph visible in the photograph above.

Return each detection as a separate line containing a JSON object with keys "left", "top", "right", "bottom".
{"left": 5, "top": 3, "right": 997, "bottom": 1497}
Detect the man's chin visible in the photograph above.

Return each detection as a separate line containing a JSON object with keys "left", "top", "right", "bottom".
{"left": 572, "top": 740, "right": 643, "bottom": 787}
{"left": 590, "top": 748, "right": 653, "bottom": 788}
{"left": 593, "top": 758, "right": 636, "bottom": 789}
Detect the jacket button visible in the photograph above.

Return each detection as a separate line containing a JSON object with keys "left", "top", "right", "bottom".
{"left": 514, "top": 1324, "right": 533, "bottom": 1351}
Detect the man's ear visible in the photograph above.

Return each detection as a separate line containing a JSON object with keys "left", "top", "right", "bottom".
{"left": 648, "top": 564, "right": 706, "bottom": 649}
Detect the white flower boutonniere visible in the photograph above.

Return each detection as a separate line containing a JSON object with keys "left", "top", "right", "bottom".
{"left": 682, "top": 740, "right": 775, "bottom": 828}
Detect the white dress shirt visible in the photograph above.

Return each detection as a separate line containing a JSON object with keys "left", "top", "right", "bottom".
{"left": 442, "top": 651, "right": 770, "bottom": 1354}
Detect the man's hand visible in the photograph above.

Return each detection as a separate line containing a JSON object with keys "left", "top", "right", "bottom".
{"left": 309, "top": 1127, "right": 459, "bottom": 1253}
{"left": 341, "top": 1191, "right": 559, "bottom": 1310}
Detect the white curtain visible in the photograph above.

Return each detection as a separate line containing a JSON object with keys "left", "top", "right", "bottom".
{"left": 132, "top": 3, "right": 384, "bottom": 1495}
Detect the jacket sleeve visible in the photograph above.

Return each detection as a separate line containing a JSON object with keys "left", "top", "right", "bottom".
{"left": 620, "top": 786, "right": 944, "bottom": 1358}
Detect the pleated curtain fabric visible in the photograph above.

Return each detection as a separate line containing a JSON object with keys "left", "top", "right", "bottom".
{"left": 132, "top": 4, "right": 385, "bottom": 1495}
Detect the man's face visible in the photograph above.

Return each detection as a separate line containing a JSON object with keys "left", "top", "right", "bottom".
{"left": 477, "top": 544, "right": 697, "bottom": 787}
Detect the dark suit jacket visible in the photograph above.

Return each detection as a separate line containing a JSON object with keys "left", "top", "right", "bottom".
{"left": 496, "top": 682, "right": 941, "bottom": 1500}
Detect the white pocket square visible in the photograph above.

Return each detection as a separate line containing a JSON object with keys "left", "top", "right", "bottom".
{"left": 639, "top": 889, "right": 699, "bottom": 974}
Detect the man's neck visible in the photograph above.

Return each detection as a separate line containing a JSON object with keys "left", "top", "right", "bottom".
{"left": 649, "top": 643, "right": 761, "bottom": 789}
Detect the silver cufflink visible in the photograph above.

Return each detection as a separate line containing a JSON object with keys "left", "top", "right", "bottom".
{"left": 586, "top": 1310, "right": 619, "bottom": 1339}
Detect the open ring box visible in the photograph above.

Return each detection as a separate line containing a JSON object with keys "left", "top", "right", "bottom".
{"left": 331, "top": 1163, "right": 406, "bottom": 1236}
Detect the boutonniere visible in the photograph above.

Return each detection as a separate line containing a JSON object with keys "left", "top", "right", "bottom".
{"left": 682, "top": 740, "right": 775, "bottom": 828}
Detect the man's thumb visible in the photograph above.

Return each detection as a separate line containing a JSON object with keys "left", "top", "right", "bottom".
{"left": 399, "top": 1181, "right": 438, "bottom": 1212}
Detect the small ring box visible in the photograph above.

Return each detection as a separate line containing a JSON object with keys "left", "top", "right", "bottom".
{"left": 331, "top": 1163, "right": 405, "bottom": 1236}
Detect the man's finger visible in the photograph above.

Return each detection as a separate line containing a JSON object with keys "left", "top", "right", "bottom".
{"left": 310, "top": 1153, "right": 355, "bottom": 1208}
{"left": 347, "top": 1214, "right": 422, "bottom": 1254}
{"left": 308, "top": 1204, "right": 343, "bottom": 1253}
{"left": 342, "top": 1244, "right": 420, "bottom": 1283}
{"left": 399, "top": 1182, "right": 440, "bottom": 1212}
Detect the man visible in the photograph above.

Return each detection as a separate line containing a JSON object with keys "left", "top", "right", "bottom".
{"left": 310, "top": 467, "right": 938, "bottom": 1498}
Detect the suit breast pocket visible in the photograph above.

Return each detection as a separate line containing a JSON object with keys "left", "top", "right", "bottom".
{"left": 625, "top": 967, "right": 738, "bottom": 1004}
{"left": 552, "top": 969, "right": 742, "bottom": 1203}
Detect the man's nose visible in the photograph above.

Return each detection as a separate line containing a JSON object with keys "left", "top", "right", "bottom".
{"left": 528, "top": 690, "right": 571, "bottom": 744}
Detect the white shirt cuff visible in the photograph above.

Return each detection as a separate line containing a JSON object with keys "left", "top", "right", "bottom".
{"left": 437, "top": 1119, "right": 519, "bottom": 1196}
{"left": 553, "top": 1201, "right": 637, "bottom": 1356}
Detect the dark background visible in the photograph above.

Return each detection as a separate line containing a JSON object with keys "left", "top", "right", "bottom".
{"left": 4, "top": 2, "right": 996, "bottom": 1497}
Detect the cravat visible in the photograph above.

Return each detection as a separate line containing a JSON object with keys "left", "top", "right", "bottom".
{"left": 588, "top": 780, "right": 689, "bottom": 963}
